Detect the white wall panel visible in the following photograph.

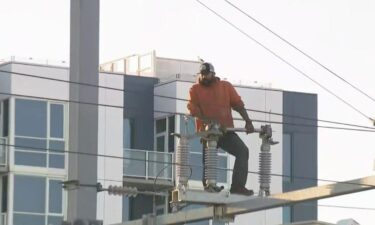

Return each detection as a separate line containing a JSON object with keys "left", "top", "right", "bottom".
{"left": 10, "top": 63, "right": 69, "bottom": 100}
{"left": 154, "top": 82, "right": 177, "bottom": 118}
{"left": 97, "top": 73, "right": 124, "bottom": 224}
{"left": 0, "top": 63, "right": 12, "bottom": 101}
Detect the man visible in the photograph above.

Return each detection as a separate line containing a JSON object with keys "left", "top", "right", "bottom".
{"left": 187, "top": 62, "right": 255, "bottom": 196}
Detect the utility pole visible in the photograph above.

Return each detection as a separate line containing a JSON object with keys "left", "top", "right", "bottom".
{"left": 68, "top": 0, "right": 100, "bottom": 223}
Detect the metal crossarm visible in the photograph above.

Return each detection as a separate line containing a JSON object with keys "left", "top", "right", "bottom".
{"left": 115, "top": 175, "right": 375, "bottom": 225}
{"left": 225, "top": 175, "right": 375, "bottom": 215}
{"left": 171, "top": 189, "right": 256, "bottom": 205}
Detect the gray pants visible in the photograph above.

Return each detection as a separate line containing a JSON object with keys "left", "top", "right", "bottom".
{"left": 202, "top": 132, "right": 249, "bottom": 188}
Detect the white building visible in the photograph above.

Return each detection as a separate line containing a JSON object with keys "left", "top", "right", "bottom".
{"left": 0, "top": 55, "right": 318, "bottom": 225}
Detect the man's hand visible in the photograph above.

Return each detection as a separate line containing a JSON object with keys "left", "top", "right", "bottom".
{"left": 245, "top": 120, "right": 255, "bottom": 134}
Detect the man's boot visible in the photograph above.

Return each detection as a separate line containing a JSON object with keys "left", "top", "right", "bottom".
{"left": 204, "top": 184, "right": 224, "bottom": 193}
{"left": 230, "top": 186, "right": 254, "bottom": 196}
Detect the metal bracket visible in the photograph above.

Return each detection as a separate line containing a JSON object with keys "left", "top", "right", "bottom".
{"left": 213, "top": 205, "right": 234, "bottom": 223}
{"left": 62, "top": 180, "right": 80, "bottom": 190}
{"left": 171, "top": 188, "right": 257, "bottom": 205}
{"left": 141, "top": 214, "right": 156, "bottom": 225}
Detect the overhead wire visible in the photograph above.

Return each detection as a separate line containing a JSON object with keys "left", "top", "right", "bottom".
{"left": 193, "top": 0, "right": 373, "bottom": 122}
{"left": 1, "top": 142, "right": 375, "bottom": 188}
{"left": 1, "top": 69, "right": 375, "bottom": 131}
{"left": 69, "top": 178, "right": 375, "bottom": 212}
{"left": 276, "top": 201, "right": 375, "bottom": 212}
{"left": 224, "top": 0, "right": 375, "bottom": 105}
{"left": 0, "top": 89, "right": 374, "bottom": 133}
{"left": 154, "top": 96, "right": 375, "bottom": 131}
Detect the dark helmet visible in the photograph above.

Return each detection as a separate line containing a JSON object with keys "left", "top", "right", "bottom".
{"left": 199, "top": 62, "right": 215, "bottom": 75}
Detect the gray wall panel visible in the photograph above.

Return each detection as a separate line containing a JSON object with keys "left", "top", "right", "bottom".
{"left": 283, "top": 91, "right": 318, "bottom": 222}
{"left": 123, "top": 75, "right": 158, "bottom": 150}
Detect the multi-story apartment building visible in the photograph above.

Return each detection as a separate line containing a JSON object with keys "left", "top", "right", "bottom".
{"left": 0, "top": 54, "right": 317, "bottom": 225}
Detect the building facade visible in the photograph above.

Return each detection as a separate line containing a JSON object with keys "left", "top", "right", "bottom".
{"left": 0, "top": 58, "right": 317, "bottom": 225}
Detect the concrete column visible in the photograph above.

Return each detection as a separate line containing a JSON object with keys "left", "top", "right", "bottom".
{"left": 68, "top": 0, "right": 100, "bottom": 222}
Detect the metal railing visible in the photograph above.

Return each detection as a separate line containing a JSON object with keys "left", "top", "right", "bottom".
{"left": 0, "top": 138, "right": 7, "bottom": 167}
{"left": 3, "top": 56, "right": 68, "bottom": 67}
{"left": 123, "top": 148, "right": 174, "bottom": 181}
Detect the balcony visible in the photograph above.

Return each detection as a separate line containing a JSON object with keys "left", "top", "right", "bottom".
{"left": 0, "top": 137, "right": 7, "bottom": 170}
{"left": 123, "top": 148, "right": 174, "bottom": 190}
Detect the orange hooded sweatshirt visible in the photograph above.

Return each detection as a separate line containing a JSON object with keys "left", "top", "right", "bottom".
{"left": 187, "top": 78, "right": 245, "bottom": 132}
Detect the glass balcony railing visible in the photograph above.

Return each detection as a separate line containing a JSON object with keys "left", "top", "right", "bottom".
{"left": 123, "top": 148, "right": 174, "bottom": 181}
{"left": 0, "top": 138, "right": 7, "bottom": 167}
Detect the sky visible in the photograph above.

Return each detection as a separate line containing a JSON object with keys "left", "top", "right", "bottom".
{"left": 1, "top": 0, "right": 375, "bottom": 224}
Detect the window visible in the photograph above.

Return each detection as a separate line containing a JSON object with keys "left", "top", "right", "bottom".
{"left": 1, "top": 176, "right": 7, "bottom": 213}
{"left": 190, "top": 154, "right": 203, "bottom": 181}
{"left": 151, "top": 117, "right": 175, "bottom": 180}
{"left": 180, "top": 117, "right": 201, "bottom": 153}
{"left": 50, "top": 104, "right": 64, "bottom": 138}
{"left": 0, "top": 138, "right": 6, "bottom": 166}
{"left": 123, "top": 118, "right": 145, "bottom": 177}
{"left": 123, "top": 118, "right": 134, "bottom": 149}
{"left": 13, "top": 175, "right": 63, "bottom": 225}
{"left": 122, "top": 197, "right": 130, "bottom": 222}
{"left": 155, "top": 196, "right": 167, "bottom": 215}
{"left": 156, "top": 136, "right": 165, "bottom": 152}
{"left": 2, "top": 99, "right": 9, "bottom": 137}
{"left": 282, "top": 206, "right": 293, "bottom": 223}
{"left": 283, "top": 133, "right": 293, "bottom": 183}
{"left": 14, "top": 99, "right": 66, "bottom": 169}
{"left": 217, "top": 155, "right": 228, "bottom": 183}
{"left": 156, "top": 118, "right": 166, "bottom": 134}
{"left": 15, "top": 99, "right": 47, "bottom": 138}
{"left": 155, "top": 116, "right": 175, "bottom": 153}
{"left": 168, "top": 116, "right": 175, "bottom": 153}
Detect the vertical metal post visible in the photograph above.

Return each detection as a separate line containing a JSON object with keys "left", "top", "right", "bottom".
{"left": 68, "top": 0, "right": 100, "bottom": 222}
{"left": 146, "top": 151, "right": 149, "bottom": 179}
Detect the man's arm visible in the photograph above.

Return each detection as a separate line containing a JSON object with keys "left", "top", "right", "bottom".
{"left": 227, "top": 82, "right": 255, "bottom": 134}
{"left": 235, "top": 107, "right": 255, "bottom": 134}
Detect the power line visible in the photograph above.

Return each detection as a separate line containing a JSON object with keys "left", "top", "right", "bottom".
{"left": 154, "top": 95, "right": 375, "bottom": 130}
{"left": 193, "top": 0, "right": 374, "bottom": 123}
{"left": 0, "top": 69, "right": 125, "bottom": 93}
{"left": 318, "top": 203, "right": 375, "bottom": 211}
{"left": 72, "top": 177, "right": 375, "bottom": 212}
{"left": 224, "top": 0, "right": 375, "bottom": 105}
{"left": 155, "top": 109, "right": 375, "bottom": 133}
{"left": 76, "top": 178, "right": 375, "bottom": 212}
{"left": 5, "top": 141, "right": 375, "bottom": 211}
{"left": 1, "top": 69, "right": 374, "bottom": 131}
{"left": 241, "top": 118, "right": 375, "bottom": 133}
{"left": 1, "top": 89, "right": 374, "bottom": 133}
{"left": 2, "top": 142, "right": 375, "bottom": 188}
{"left": 298, "top": 202, "right": 375, "bottom": 212}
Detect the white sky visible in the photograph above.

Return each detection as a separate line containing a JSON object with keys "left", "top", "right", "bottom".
{"left": 1, "top": 0, "right": 375, "bottom": 224}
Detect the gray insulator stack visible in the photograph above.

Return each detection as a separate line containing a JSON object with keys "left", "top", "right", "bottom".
{"left": 204, "top": 140, "right": 218, "bottom": 186}
{"left": 259, "top": 141, "right": 271, "bottom": 196}
{"left": 175, "top": 135, "right": 190, "bottom": 187}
